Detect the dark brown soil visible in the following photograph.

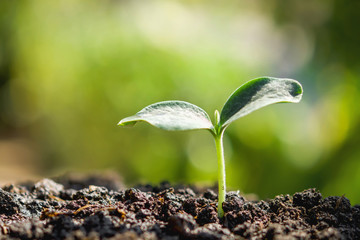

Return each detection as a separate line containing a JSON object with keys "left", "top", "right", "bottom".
{"left": 0, "top": 174, "right": 359, "bottom": 239}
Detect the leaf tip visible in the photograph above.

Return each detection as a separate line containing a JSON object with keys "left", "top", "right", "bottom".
{"left": 117, "top": 118, "right": 137, "bottom": 127}
{"left": 286, "top": 79, "right": 303, "bottom": 102}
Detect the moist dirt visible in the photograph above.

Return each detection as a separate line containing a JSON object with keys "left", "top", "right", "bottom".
{"left": 0, "top": 174, "right": 359, "bottom": 239}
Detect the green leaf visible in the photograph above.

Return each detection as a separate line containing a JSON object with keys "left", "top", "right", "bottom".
{"left": 118, "top": 101, "right": 214, "bottom": 131}
{"left": 220, "top": 77, "right": 303, "bottom": 128}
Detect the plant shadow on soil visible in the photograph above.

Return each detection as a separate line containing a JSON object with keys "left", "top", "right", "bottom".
{"left": 0, "top": 173, "right": 359, "bottom": 240}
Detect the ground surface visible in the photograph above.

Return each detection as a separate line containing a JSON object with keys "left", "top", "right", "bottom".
{"left": 0, "top": 174, "right": 359, "bottom": 239}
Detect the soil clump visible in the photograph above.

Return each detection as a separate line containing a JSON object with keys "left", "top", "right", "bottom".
{"left": 0, "top": 175, "right": 359, "bottom": 239}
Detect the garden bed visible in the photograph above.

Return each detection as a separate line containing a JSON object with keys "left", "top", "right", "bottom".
{"left": 0, "top": 174, "right": 359, "bottom": 239}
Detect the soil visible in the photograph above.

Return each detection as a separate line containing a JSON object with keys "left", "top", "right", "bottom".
{"left": 0, "top": 174, "right": 359, "bottom": 240}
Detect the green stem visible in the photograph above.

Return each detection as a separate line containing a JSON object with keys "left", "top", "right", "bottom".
{"left": 215, "top": 130, "right": 226, "bottom": 218}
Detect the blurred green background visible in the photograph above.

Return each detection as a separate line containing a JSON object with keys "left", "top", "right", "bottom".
{"left": 1, "top": 0, "right": 360, "bottom": 203}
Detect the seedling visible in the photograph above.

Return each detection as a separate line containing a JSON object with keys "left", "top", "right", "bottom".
{"left": 118, "top": 77, "right": 303, "bottom": 217}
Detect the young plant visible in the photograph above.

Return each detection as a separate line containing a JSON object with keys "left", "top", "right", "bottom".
{"left": 118, "top": 77, "right": 303, "bottom": 218}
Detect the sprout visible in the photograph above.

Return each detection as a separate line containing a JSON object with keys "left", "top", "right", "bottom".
{"left": 118, "top": 77, "right": 303, "bottom": 217}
